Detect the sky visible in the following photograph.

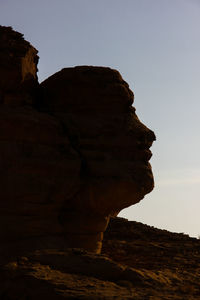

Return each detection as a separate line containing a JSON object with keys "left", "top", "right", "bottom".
{"left": 1, "top": 0, "right": 200, "bottom": 237}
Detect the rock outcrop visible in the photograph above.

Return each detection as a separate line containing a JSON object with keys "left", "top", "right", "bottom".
{"left": 1, "top": 217, "right": 200, "bottom": 299}
{"left": 39, "top": 66, "right": 156, "bottom": 253}
{"left": 0, "top": 25, "right": 155, "bottom": 258}
{"left": 2, "top": 25, "right": 198, "bottom": 300}
{"left": 0, "top": 26, "right": 38, "bottom": 105}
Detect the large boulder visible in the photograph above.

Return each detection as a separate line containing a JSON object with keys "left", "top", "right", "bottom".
{"left": 0, "top": 26, "right": 155, "bottom": 256}
{"left": 39, "top": 66, "right": 155, "bottom": 252}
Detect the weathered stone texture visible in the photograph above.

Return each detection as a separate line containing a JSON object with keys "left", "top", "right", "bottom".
{"left": 0, "top": 107, "right": 81, "bottom": 243}
{"left": 39, "top": 66, "right": 155, "bottom": 252}
{"left": 0, "top": 25, "right": 38, "bottom": 105}
{"left": 1, "top": 219, "right": 200, "bottom": 300}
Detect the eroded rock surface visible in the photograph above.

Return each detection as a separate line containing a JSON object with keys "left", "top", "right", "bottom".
{"left": 39, "top": 66, "right": 155, "bottom": 252}
{"left": 0, "top": 25, "right": 38, "bottom": 105}
{"left": 1, "top": 218, "right": 200, "bottom": 299}
{"left": 0, "top": 26, "right": 155, "bottom": 255}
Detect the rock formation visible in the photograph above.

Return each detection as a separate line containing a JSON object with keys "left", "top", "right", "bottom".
{"left": 2, "top": 25, "right": 199, "bottom": 300}
{"left": 39, "top": 66, "right": 156, "bottom": 253}
{"left": 0, "top": 25, "right": 155, "bottom": 258}
{"left": 1, "top": 217, "right": 200, "bottom": 299}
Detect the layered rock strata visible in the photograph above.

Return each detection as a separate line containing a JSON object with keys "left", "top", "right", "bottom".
{"left": 0, "top": 26, "right": 155, "bottom": 256}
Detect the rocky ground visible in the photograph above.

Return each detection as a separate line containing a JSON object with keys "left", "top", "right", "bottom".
{"left": 1, "top": 217, "right": 200, "bottom": 299}
{"left": 103, "top": 217, "right": 200, "bottom": 299}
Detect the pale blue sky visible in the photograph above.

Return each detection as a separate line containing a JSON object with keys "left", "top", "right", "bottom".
{"left": 1, "top": 0, "right": 200, "bottom": 237}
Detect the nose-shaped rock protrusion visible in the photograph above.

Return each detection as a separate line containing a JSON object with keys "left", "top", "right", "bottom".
{"left": 137, "top": 129, "right": 156, "bottom": 149}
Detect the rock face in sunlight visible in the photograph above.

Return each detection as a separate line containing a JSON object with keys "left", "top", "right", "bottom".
{"left": 0, "top": 26, "right": 155, "bottom": 257}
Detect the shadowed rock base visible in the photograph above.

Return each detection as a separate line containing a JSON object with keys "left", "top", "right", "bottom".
{"left": 1, "top": 218, "right": 200, "bottom": 299}
{"left": 65, "top": 233, "right": 103, "bottom": 254}
{"left": 61, "top": 213, "right": 110, "bottom": 253}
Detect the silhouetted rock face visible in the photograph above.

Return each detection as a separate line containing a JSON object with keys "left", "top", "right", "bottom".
{"left": 0, "top": 26, "right": 155, "bottom": 256}
{"left": 39, "top": 66, "right": 155, "bottom": 252}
